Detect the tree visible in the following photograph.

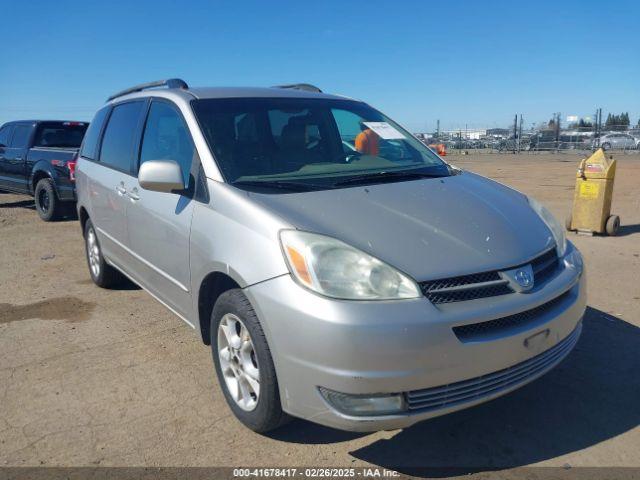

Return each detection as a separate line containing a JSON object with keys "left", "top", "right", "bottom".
{"left": 578, "top": 118, "right": 593, "bottom": 129}
{"left": 605, "top": 112, "right": 630, "bottom": 130}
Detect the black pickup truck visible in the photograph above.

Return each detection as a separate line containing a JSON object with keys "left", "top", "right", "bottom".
{"left": 0, "top": 120, "right": 88, "bottom": 221}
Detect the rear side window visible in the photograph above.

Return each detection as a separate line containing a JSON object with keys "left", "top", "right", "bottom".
{"left": 80, "top": 108, "right": 110, "bottom": 160}
{"left": 34, "top": 122, "right": 88, "bottom": 149}
{"left": 99, "top": 101, "right": 145, "bottom": 172}
{"left": 10, "top": 125, "right": 32, "bottom": 148}
{"left": 0, "top": 125, "right": 13, "bottom": 147}
{"left": 139, "top": 101, "right": 194, "bottom": 186}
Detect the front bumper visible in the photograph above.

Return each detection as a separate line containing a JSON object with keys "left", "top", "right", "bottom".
{"left": 244, "top": 248, "right": 586, "bottom": 432}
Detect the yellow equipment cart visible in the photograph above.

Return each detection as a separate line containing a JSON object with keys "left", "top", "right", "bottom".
{"left": 567, "top": 148, "right": 620, "bottom": 236}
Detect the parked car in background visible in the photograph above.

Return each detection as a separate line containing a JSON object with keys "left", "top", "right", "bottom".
{"left": 599, "top": 133, "right": 639, "bottom": 150}
{"left": 0, "top": 120, "right": 88, "bottom": 220}
{"left": 77, "top": 79, "right": 585, "bottom": 433}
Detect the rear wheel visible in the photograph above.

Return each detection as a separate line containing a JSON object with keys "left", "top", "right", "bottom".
{"left": 84, "top": 219, "right": 125, "bottom": 288}
{"left": 211, "top": 289, "right": 289, "bottom": 432}
{"left": 605, "top": 215, "right": 620, "bottom": 236}
{"left": 34, "top": 178, "right": 63, "bottom": 221}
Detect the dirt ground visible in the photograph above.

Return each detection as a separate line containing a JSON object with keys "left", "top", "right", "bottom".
{"left": 1, "top": 152, "right": 639, "bottom": 476}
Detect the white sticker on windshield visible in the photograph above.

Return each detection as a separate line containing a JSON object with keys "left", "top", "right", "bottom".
{"left": 362, "top": 122, "right": 406, "bottom": 140}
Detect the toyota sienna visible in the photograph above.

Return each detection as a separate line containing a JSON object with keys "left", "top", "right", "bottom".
{"left": 76, "top": 79, "right": 585, "bottom": 432}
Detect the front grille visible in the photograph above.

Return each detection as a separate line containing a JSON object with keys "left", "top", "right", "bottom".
{"left": 405, "top": 323, "right": 581, "bottom": 412}
{"left": 420, "top": 271, "right": 512, "bottom": 304}
{"left": 419, "top": 248, "right": 559, "bottom": 304}
{"left": 452, "top": 289, "right": 571, "bottom": 342}
{"left": 531, "top": 248, "right": 559, "bottom": 285}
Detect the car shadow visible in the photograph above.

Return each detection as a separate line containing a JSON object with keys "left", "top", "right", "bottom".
{"left": 617, "top": 223, "right": 640, "bottom": 237}
{"left": 267, "top": 421, "right": 366, "bottom": 444}
{"left": 346, "top": 307, "right": 639, "bottom": 476}
{"left": 0, "top": 199, "right": 35, "bottom": 209}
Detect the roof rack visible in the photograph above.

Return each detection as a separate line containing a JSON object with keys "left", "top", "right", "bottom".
{"left": 273, "top": 83, "right": 322, "bottom": 93}
{"left": 107, "top": 78, "right": 189, "bottom": 101}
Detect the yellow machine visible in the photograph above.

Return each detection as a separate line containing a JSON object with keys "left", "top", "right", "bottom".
{"left": 567, "top": 148, "right": 619, "bottom": 235}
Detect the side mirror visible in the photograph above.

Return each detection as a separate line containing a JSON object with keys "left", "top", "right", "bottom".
{"left": 138, "top": 160, "right": 185, "bottom": 193}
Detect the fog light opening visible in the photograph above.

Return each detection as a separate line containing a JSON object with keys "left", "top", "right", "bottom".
{"left": 318, "top": 387, "right": 406, "bottom": 416}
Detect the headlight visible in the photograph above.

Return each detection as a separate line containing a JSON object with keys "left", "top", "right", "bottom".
{"left": 527, "top": 196, "right": 567, "bottom": 257}
{"left": 564, "top": 247, "right": 583, "bottom": 275}
{"left": 279, "top": 230, "right": 421, "bottom": 300}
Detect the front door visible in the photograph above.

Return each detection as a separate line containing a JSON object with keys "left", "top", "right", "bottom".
{"left": 126, "top": 99, "right": 196, "bottom": 321}
{"left": 0, "top": 124, "right": 14, "bottom": 190}
{"left": 1, "top": 123, "right": 30, "bottom": 192}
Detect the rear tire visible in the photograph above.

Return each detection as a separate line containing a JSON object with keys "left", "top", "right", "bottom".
{"left": 605, "top": 215, "right": 620, "bottom": 236}
{"left": 83, "top": 219, "right": 125, "bottom": 288}
{"left": 211, "top": 289, "right": 290, "bottom": 433}
{"left": 34, "top": 178, "right": 62, "bottom": 221}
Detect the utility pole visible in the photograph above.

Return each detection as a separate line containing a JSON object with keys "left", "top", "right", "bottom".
{"left": 513, "top": 114, "right": 518, "bottom": 153}
{"left": 436, "top": 119, "right": 440, "bottom": 139}
{"left": 595, "top": 108, "right": 602, "bottom": 149}
{"left": 518, "top": 115, "right": 523, "bottom": 153}
{"left": 554, "top": 112, "right": 561, "bottom": 152}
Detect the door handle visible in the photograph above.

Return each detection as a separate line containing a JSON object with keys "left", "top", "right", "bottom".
{"left": 115, "top": 185, "right": 126, "bottom": 196}
{"left": 127, "top": 188, "right": 140, "bottom": 201}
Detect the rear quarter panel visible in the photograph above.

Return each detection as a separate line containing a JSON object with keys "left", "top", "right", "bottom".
{"left": 27, "top": 148, "right": 78, "bottom": 200}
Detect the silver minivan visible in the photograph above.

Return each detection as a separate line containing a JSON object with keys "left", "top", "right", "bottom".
{"left": 76, "top": 79, "right": 586, "bottom": 432}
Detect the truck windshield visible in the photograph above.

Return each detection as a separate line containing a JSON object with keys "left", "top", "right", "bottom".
{"left": 34, "top": 122, "right": 88, "bottom": 148}
{"left": 192, "top": 97, "right": 449, "bottom": 190}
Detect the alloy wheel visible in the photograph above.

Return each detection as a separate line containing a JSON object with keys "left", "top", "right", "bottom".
{"left": 217, "top": 313, "right": 260, "bottom": 411}
{"left": 86, "top": 227, "right": 101, "bottom": 278}
{"left": 38, "top": 189, "right": 50, "bottom": 214}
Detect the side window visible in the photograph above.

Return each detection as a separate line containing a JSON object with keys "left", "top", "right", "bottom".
{"left": 10, "top": 125, "right": 31, "bottom": 148}
{"left": 80, "top": 107, "right": 110, "bottom": 160}
{"left": 139, "top": 101, "right": 194, "bottom": 186}
{"left": 0, "top": 125, "right": 13, "bottom": 147}
{"left": 99, "top": 101, "right": 145, "bottom": 172}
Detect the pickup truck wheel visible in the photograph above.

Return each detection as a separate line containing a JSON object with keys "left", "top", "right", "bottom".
{"left": 84, "top": 219, "right": 125, "bottom": 288}
{"left": 34, "top": 178, "right": 62, "bottom": 221}
{"left": 211, "top": 289, "right": 290, "bottom": 432}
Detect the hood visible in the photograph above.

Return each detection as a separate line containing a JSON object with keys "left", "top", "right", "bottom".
{"left": 247, "top": 172, "right": 555, "bottom": 281}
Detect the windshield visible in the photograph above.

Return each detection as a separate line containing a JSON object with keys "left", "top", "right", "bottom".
{"left": 192, "top": 97, "right": 449, "bottom": 191}
{"left": 34, "top": 122, "right": 88, "bottom": 148}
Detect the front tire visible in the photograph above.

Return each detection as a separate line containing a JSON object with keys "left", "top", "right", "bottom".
{"left": 34, "top": 178, "right": 63, "bottom": 221}
{"left": 211, "top": 289, "right": 289, "bottom": 432}
{"left": 84, "top": 219, "right": 125, "bottom": 288}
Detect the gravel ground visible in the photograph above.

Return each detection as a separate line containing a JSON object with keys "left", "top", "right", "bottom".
{"left": 0, "top": 152, "right": 639, "bottom": 476}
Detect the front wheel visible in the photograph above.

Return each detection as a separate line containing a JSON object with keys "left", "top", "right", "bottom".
{"left": 211, "top": 289, "right": 290, "bottom": 432}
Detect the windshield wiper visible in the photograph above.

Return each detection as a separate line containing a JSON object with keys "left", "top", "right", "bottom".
{"left": 332, "top": 170, "right": 446, "bottom": 187}
{"left": 232, "top": 180, "right": 329, "bottom": 192}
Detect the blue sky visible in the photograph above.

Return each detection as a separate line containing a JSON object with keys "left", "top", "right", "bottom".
{"left": 1, "top": 0, "right": 638, "bottom": 131}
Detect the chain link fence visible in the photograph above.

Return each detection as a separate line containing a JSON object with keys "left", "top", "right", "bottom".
{"left": 416, "top": 117, "right": 640, "bottom": 155}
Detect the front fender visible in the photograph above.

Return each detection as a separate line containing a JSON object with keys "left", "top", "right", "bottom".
{"left": 189, "top": 179, "right": 293, "bottom": 335}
